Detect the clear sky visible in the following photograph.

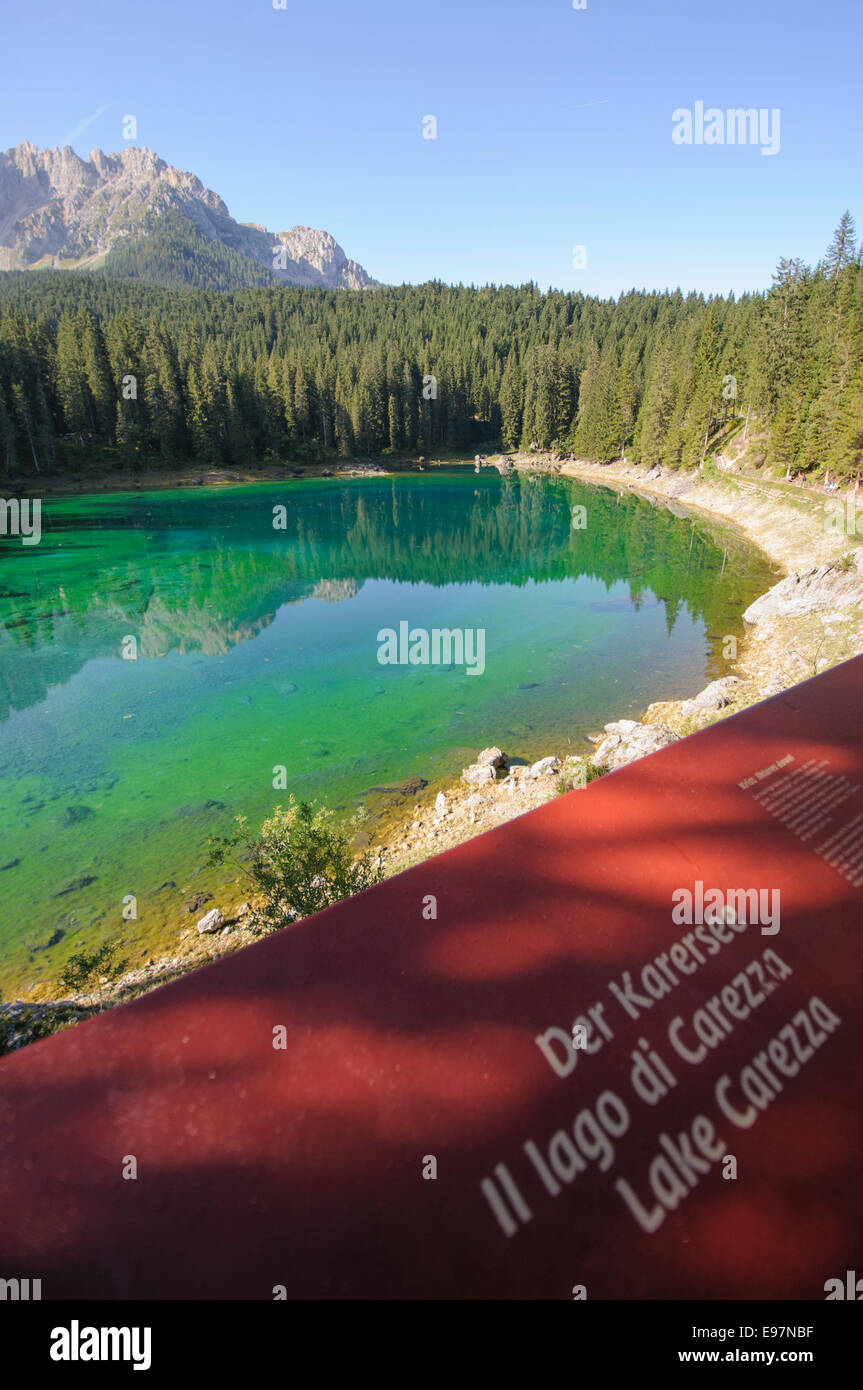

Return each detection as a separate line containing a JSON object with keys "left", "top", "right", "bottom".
{"left": 2, "top": 0, "right": 860, "bottom": 297}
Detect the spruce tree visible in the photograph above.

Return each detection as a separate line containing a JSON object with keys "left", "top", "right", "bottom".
{"left": 499, "top": 351, "right": 522, "bottom": 450}
{"left": 824, "top": 212, "right": 857, "bottom": 280}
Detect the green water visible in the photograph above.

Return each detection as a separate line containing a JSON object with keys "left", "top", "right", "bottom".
{"left": 0, "top": 470, "right": 777, "bottom": 993}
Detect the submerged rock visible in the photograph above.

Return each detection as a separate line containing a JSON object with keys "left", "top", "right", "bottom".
{"left": 400, "top": 776, "right": 429, "bottom": 796}
{"left": 185, "top": 892, "right": 212, "bottom": 914}
{"left": 32, "top": 927, "right": 66, "bottom": 952}
{"left": 53, "top": 874, "right": 98, "bottom": 897}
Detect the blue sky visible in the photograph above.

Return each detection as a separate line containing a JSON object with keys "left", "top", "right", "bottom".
{"left": 2, "top": 0, "right": 860, "bottom": 297}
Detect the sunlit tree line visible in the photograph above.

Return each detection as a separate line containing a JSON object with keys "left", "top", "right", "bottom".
{"left": 0, "top": 213, "right": 860, "bottom": 477}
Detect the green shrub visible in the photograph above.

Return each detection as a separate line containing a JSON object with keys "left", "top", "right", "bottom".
{"left": 208, "top": 796, "right": 385, "bottom": 934}
{"left": 58, "top": 937, "right": 129, "bottom": 1003}
{"left": 555, "top": 761, "right": 607, "bottom": 795}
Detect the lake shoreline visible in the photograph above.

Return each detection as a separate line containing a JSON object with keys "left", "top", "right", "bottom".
{"left": 4, "top": 453, "right": 863, "bottom": 1042}
{"left": 1, "top": 454, "right": 485, "bottom": 498}
{"left": 369, "top": 453, "right": 863, "bottom": 872}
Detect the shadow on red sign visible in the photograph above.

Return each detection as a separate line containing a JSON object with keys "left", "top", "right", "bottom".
{"left": 1, "top": 659, "right": 862, "bottom": 1299}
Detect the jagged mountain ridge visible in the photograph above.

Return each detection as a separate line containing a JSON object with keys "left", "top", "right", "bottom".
{"left": 0, "top": 142, "right": 376, "bottom": 290}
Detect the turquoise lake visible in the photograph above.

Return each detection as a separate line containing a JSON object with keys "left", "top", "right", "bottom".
{"left": 0, "top": 469, "right": 777, "bottom": 992}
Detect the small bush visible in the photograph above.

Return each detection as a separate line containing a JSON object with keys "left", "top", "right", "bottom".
{"left": 208, "top": 796, "right": 386, "bottom": 934}
{"left": 555, "top": 761, "right": 607, "bottom": 795}
{"left": 58, "top": 937, "right": 129, "bottom": 1004}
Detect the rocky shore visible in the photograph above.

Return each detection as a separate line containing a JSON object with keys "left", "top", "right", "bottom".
{"left": 371, "top": 453, "right": 863, "bottom": 873}
{"left": 0, "top": 899, "right": 265, "bottom": 1053}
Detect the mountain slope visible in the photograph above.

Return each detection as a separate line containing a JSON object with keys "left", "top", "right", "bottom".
{"left": 0, "top": 142, "right": 376, "bottom": 291}
{"left": 100, "top": 212, "right": 280, "bottom": 291}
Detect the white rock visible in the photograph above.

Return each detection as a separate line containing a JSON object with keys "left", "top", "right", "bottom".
{"left": 462, "top": 764, "right": 496, "bottom": 786}
{"left": 743, "top": 554, "right": 863, "bottom": 623}
{"left": 197, "top": 908, "right": 225, "bottom": 935}
{"left": 528, "top": 756, "right": 561, "bottom": 777}
{"left": 476, "top": 746, "right": 509, "bottom": 769}
{"left": 592, "top": 721, "right": 677, "bottom": 772}
{"left": 679, "top": 676, "right": 740, "bottom": 719}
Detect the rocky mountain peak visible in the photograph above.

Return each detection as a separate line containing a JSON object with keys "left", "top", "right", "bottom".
{"left": 0, "top": 142, "right": 376, "bottom": 290}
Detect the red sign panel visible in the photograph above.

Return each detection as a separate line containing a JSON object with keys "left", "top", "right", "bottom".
{"left": 1, "top": 660, "right": 862, "bottom": 1299}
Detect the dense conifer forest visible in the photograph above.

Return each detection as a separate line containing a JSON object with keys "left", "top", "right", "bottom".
{"left": 0, "top": 213, "right": 860, "bottom": 479}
